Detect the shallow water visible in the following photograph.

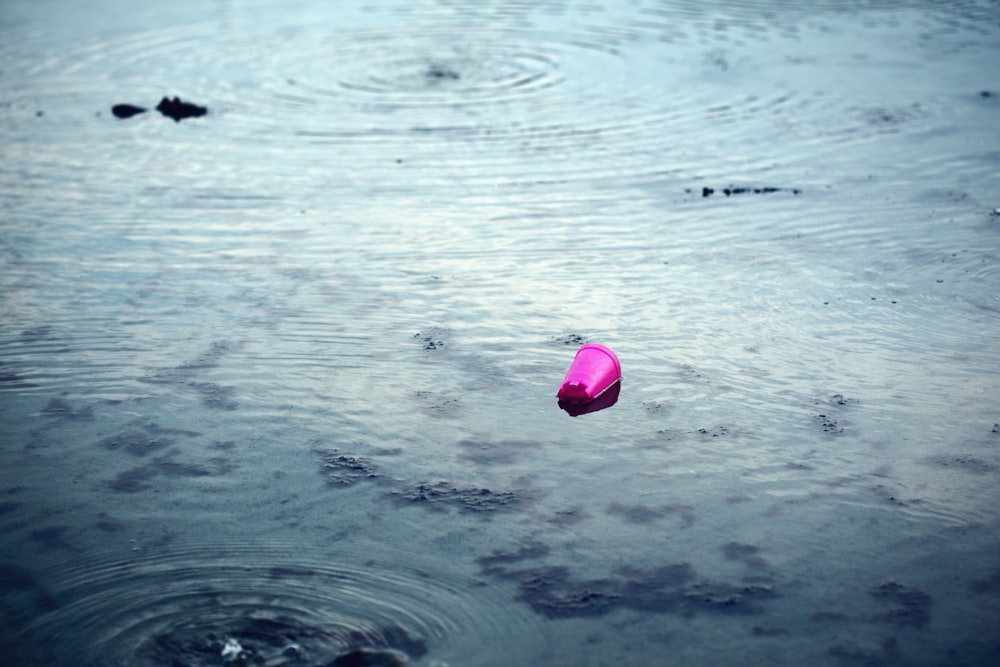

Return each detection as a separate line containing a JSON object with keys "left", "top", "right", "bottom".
{"left": 2, "top": 0, "right": 999, "bottom": 665}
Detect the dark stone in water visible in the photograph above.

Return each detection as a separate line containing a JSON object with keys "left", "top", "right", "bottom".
{"left": 156, "top": 96, "right": 207, "bottom": 122}
{"left": 111, "top": 103, "right": 146, "bottom": 119}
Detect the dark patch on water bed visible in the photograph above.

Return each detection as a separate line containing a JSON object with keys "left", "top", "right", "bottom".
{"left": 723, "top": 542, "right": 769, "bottom": 569}
{"left": 752, "top": 626, "right": 789, "bottom": 637}
{"left": 970, "top": 569, "right": 1000, "bottom": 595}
{"left": 0, "top": 362, "right": 34, "bottom": 387}
{"left": 138, "top": 615, "right": 423, "bottom": 667}
{"left": 478, "top": 550, "right": 776, "bottom": 619}
{"left": 918, "top": 454, "right": 999, "bottom": 474}
{"left": 30, "top": 525, "right": 82, "bottom": 553}
{"left": 100, "top": 431, "right": 174, "bottom": 457}
{"left": 316, "top": 448, "right": 380, "bottom": 487}
{"left": 457, "top": 438, "right": 540, "bottom": 466}
{"left": 391, "top": 481, "right": 525, "bottom": 514}
{"left": 311, "top": 449, "right": 530, "bottom": 516}
{"left": 412, "top": 390, "right": 462, "bottom": 418}
{"left": 189, "top": 381, "right": 238, "bottom": 410}
{"left": 828, "top": 637, "right": 900, "bottom": 664}
{"left": 108, "top": 456, "right": 237, "bottom": 493}
{"left": 142, "top": 421, "right": 202, "bottom": 438}
{"left": 0, "top": 564, "right": 60, "bottom": 649}
{"left": 94, "top": 512, "right": 125, "bottom": 532}
{"left": 866, "top": 581, "right": 932, "bottom": 629}
{"left": 476, "top": 543, "right": 551, "bottom": 571}
{"left": 809, "top": 580, "right": 933, "bottom": 632}
{"left": 139, "top": 340, "right": 240, "bottom": 409}
{"left": 0, "top": 501, "right": 22, "bottom": 516}
{"left": 40, "top": 397, "right": 93, "bottom": 421}
{"left": 545, "top": 506, "right": 590, "bottom": 526}
{"left": 0, "top": 563, "right": 59, "bottom": 612}
{"left": 606, "top": 501, "right": 695, "bottom": 527}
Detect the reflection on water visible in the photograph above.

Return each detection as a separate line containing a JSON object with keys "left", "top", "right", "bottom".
{"left": 2, "top": 0, "right": 999, "bottom": 664}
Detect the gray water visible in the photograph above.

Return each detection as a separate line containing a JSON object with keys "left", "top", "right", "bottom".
{"left": 2, "top": 0, "right": 999, "bottom": 665}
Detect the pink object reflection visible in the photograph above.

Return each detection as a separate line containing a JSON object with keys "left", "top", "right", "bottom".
{"left": 559, "top": 380, "right": 620, "bottom": 416}
{"left": 557, "top": 343, "right": 622, "bottom": 405}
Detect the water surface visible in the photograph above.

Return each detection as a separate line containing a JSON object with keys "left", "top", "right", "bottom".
{"left": 2, "top": 0, "right": 999, "bottom": 665}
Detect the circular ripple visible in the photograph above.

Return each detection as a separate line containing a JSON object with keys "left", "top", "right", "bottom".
{"left": 7, "top": 0, "right": 997, "bottom": 197}
{"left": 9, "top": 544, "right": 539, "bottom": 666}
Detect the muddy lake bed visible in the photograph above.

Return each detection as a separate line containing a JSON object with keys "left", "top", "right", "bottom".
{"left": 2, "top": 0, "right": 999, "bottom": 665}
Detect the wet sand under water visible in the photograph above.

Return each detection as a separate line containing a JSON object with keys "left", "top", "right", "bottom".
{"left": 1, "top": 0, "right": 999, "bottom": 665}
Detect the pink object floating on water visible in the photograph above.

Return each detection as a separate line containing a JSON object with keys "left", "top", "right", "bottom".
{"left": 557, "top": 343, "right": 622, "bottom": 404}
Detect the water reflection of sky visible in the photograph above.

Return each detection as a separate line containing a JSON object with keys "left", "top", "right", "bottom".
{"left": 1, "top": 0, "right": 999, "bottom": 665}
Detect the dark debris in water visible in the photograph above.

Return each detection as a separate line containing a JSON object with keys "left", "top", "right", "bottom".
{"left": 691, "top": 185, "right": 801, "bottom": 198}
{"left": 550, "top": 333, "right": 588, "bottom": 346}
{"left": 413, "top": 328, "right": 447, "bottom": 351}
{"left": 813, "top": 414, "right": 846, "bottom": 435}
{"left": 819, "top": 393, "right": 860, "bottom": 407}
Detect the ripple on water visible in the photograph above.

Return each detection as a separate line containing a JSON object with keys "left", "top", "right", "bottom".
{"left": 14, "top": 0, "right": 995, "bottom": 200}
{"left": 6, "top": 543, "right": 541, "bottom": 666}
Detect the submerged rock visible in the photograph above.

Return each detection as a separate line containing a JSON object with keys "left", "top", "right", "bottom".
{"left": 156, "top": 96, "right": 208, "bottom": 122}
{"left": 111, "top": 103, "right": 147, "bottom": 119}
